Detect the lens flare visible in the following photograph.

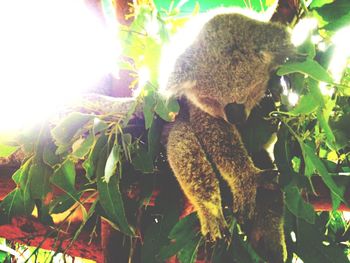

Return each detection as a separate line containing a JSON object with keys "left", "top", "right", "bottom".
{"left": 291, "top": 18, "right": 317, "bottom": 46}
{"left": 0, "top": 0, "right": 119, "bottom": 133}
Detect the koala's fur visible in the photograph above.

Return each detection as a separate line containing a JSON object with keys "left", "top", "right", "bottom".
{"left": 164, "top": 10, "right": 294, "bottom": 262}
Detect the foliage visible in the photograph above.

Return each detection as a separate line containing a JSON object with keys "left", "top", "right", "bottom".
{"left": 1, "top": 0, "right": 350, "bottom": 262}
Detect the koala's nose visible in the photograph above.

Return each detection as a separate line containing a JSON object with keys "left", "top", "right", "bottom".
{"left": 224, "top": 103, "right": 247, "bottom": 125}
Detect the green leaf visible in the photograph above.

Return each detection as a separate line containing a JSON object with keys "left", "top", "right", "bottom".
{"left": 43, "top": 143, "right": 60, "bottom": 167}
{"left": 297, "top": 37, "right": 316, "bottom": 59}
{"left": 51, "top": 160, "right": 76, "bottom": 194}
{"left": 96, "top": 143, "right": 135, "bottom": 236}
{"left": 330, "top": 113, "right": 350, "bottom": 149}
{"left": 0, "top": 250, "right": 10, "bottom": 262}
{"left": 284, "top": 185, "right": 315, "bottom": 224}
{"left": 143, "top": 92, "right": 157, "bottom": 129}
{"left": 274, "top": 126, "right": 298, "bottom": 186}
{"left": 51, "top": 112, "right": 94, "bottom": 146}
{"left": 0, "top": 144, "right": 18, "bottom": 158}
{"left": 72, "top": 133, "right": 94, "bottom": 159}
{"left": 141, "top": 180, "right": 182, "bottom": 263}
{"left": 230, "top": 227, "right": 263, "bottom": 263}
{"left": 93, "top": 118, "right": 109, "bottom": 134}
{"left": 0, "top": 188, "right": 35, "bottom": 223}
{"left": 83, "top": 134, "right": 108, "bottom": 180}
{"left": 177, "top": 236, "right": 201, "bottom": 263}
{"left": 314, "top": 0, "right": 350, "bottom": 22}
{"left": 169, "top": 213, "right": 199, "bottom": 239}
{"left": 310, "top": 0, "right": 333, "bottom": 9}
{"left": 2, "top": 161, "right": 34, "bottom": 222}
{"left": 290, "top": 93, "right": 319, "bottom": 114}
{"left": 308, "top": 78, "right": 325, "bottom": 107}
{"left": 301, "top": 142, "right": 345, "bottom": 205}
{"left": 121, "top": 133, "right": 132, "bottom": 162}
{"left": 49, "top": 193, "right": 81, "bottom": 214}
{"left": 159, "top": 213, "right": 200, "bottom": 260}
{"left": 132, "top": 146, "right": 154, "bottom": 173}
{"left": 12, "top": 159, "right": 31, "bottom": 186}
{"left": 104, "top": 144, "right": 121, "bottom": 183}
{"left": 155, "top": 96, "right": 180, "bottom": 122}
{"left": 295, "top": 215, "right": 349, "bottom": 263}
{"left": 317, "top": 109, "right": 336, "bottom": 150}
{"left": 148, "top": 117, "right": 162, "bottom": 159}
{"left": 323, "top": 13, "right": 350, "bottom": 31}
{"left": 29, "top": 161, "right": 52, "bottom": 200}
{"left": 277, "top": 59, "right": 333, "bottom": 84}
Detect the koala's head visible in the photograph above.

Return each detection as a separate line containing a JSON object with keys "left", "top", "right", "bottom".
{"left": 165, "top": 12, "right": 294, "bottom": 124}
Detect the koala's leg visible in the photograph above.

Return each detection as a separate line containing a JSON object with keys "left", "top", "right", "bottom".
{"left": 193, "top": 115, "right": 261, "bottom": 221}
{"left": 167, "top": 121, "right": 228, "bottom": 240}
{"left": 248, "top": 187, "right": 287, "bottom": 263}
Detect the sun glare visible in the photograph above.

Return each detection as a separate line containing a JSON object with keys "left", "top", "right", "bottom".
{"left": 291, "top": 18, "right": 318, "bottom": 46}
{"left": 0, "top": 0, "right": 119, "bottom": 134}
{"left": 329, "top": 25, "right": 350, "bottom": 82}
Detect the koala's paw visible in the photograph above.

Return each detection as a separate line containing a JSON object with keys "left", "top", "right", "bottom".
{"left": 200, "top": 213, "right": 229, "bottom": 242}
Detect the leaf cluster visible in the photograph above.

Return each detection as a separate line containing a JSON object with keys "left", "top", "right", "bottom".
{"left": 0, "top": 0, "right": 350, "bottom": 262}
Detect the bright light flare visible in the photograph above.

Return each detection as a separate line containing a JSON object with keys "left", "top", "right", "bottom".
{"left": 288, "top": 91, "right": 299, "bottom": 106}
{"left": 290, "top": 231, "right": 297, "bottom": 243}
{"left": 319, "top": 82, "right": 335, "bottom": 97}
{"left": 0, "top": 0, "right": 119, "bottom": 133}
{"left": 292, "top": 255, "right": 304, "bottom": 263}
{"left": 343, "top": 211, "right": 350, "bottom": 221}
{"left": 280, "top": 76, "right": 299, "bottom": 106}
{"left": 291, "top": 18, "right": 318, "bottom": 46}
{"left": 328, "top": 25, "right": 350, "bottom": 82}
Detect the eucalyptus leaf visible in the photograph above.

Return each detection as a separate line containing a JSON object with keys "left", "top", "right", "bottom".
{"left": 274, "top": 126, "right": 298, "bottom": 186}
{"left": 284, "top": 185, "right": 315, "bottom": 224}
{"left": 51, "top": 112, "right": 94, "bottom": 146}
{"left": 148, "top": 117, "right": 162, "bottom": 159}
{"left": 177, "top": 236, "right": 201, "bottom": 263}
{"left": 155, "top": 96, "right": 180, "bottom": 122}
{"left": 132, "top": 147, "right": 154, "bottom": 173}
{"left": 277, "top": 59, "right": 333, "bottom": 84}
{"left": 317, "top": 109, "right": 336, "bottom": 150}
{"left": 1, "top": 161, "right": 34, "bottom": 221}
{"left": 0, "top": 188, "right": 35, "bottom": 223}
{"left": 49, "top": 193, "right": 81, "bottom": 214}
{"left": 29, "top": 161, "right": 52, "bottom": 200}
{"left": 43, "top": 143, "right": 60, "bottom": 167}
{"left": 72, "top": 133, "right": 94, "bottom": 159}
{"left": 323, "top": 13, "right": 350, "bottom": 31}
{"left": 230, "top": 227, "right": 262, "bottom": 263}
{"left": 159, "top": 213, "right": 199, "bottom": 260}
{"left": 83, "top": 134, "right": 108, "bottom": 180}
{"left": 51, "top": 160, "right": 76, "bottom": 194}
{"left": 295, "top": 215, "right": 349, "bottom": 263}
{"left": 97, "top": 144, "right": 135, "bottom": 236}
{"left": 143, "top": 92, "right": 157, "bottom": 129}
{"left": 301, "top": 142, "right": 345, "bottom": 205}
{"left": 104, "top": 144, "right": 121, "bottom": 183}
{"left": 314, "top": 0, "right": 350, "bottom": 22}
{"left": 93, "top": 118, "right": 109, "bottom": 134}
{"left": 290, "top": 93, "right": 319, "bottom": 115}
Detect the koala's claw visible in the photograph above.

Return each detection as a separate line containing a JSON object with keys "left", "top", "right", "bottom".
{"left": 201, "top": 214, "right": 229, "bottom": 242}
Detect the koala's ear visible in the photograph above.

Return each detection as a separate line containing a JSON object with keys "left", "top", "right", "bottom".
{"left": 224, "top": 103, "right": 247, "bottom": 125}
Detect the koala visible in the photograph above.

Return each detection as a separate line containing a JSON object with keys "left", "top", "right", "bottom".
{"left": 163, "top": 10, "right": 294, "bottom": 262}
